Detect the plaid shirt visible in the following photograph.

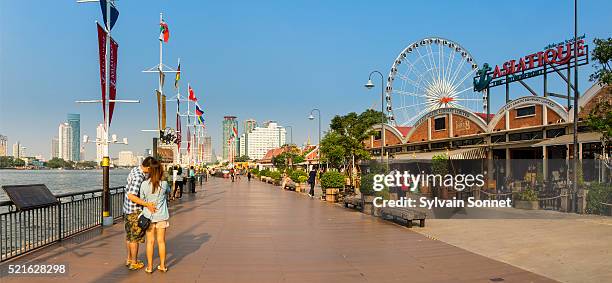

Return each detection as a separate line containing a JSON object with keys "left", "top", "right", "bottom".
{"left": 123, "top": 166, "right": 146, "bottom": 214}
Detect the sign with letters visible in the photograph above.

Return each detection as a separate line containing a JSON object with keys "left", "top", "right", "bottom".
{"left": 474, "top": 36, "right": 589, "bottom": 92}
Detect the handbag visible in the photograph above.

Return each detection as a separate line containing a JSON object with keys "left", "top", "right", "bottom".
{"left": 138, "top": 214, "right": 151, "bottom": 231}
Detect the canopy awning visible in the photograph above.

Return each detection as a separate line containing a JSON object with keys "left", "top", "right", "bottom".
{"left": 531, "top": 132, "right": 602, "bottom": 147}
{"left": 394, "top": 147, "right": 486, "bottom": 160}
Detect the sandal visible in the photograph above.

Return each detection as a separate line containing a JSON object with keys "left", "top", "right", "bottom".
{"left": 128, "top": 261, "right": 145, "bottom": 270}
{"left": 157, "top": 265, "right": 168, "bottom": 272}
{"left": 126, "top": 259, "right": 143, "bottom": 267}
{"left": 145, "top": 267, "right": 154, "bottom": 274}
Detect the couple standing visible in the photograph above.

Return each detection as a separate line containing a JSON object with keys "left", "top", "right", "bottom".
{"left": 123, "top": 156, "right": 171, "bottom": 273}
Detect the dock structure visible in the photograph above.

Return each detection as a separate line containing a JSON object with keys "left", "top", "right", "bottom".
{"left": 0, "top": 178, "right": 554, "bottom": 282}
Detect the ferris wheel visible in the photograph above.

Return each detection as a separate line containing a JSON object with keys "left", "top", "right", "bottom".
{"left": 385, "top": 37, "right": 483, "bottom": 126}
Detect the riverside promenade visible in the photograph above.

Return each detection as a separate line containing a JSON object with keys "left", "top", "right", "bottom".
{"left": 0, "top": 178, "right": 555, "bottom": 283}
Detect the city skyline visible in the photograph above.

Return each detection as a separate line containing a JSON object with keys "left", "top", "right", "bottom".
{"left": 1, "top": 1, "right": 611, "bottom": 158}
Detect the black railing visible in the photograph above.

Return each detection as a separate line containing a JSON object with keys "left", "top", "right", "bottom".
{"left": 0, "top": 186, "right": 125, "bottom": 262}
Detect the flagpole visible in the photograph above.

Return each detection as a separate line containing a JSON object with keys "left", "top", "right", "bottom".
{"left": 158, "top": 12, "right": 164, "bottom": 135}
{"left": 176, "top": 57, "right": 181, "bottom": 164}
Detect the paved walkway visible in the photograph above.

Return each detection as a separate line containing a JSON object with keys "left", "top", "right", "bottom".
{"left": 1, "top": 178, "right": 555, "bottom": 282}
{"left": 416, "top": 218, "right": 612, "bottom": 283}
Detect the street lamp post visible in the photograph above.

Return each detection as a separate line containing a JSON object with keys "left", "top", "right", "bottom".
{"left": 365, "top": 70, "right": 385, "bottom": 164}
{"left": 308, "top": 109, "right": 321, "bottom": 168}
{"left": 572, "top": 0, "right": 580, "bottom": 213}
{"left": 77, "top": 0, "right": 139, "bottom": 226}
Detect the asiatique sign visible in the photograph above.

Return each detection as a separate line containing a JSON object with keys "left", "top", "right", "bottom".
{"left": 473, "top": 36, "right": 589, "bottom": 92}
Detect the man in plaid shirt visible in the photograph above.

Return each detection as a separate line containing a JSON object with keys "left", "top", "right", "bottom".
{"left": 123, "top": 156, "right": 156, "bottom": 270}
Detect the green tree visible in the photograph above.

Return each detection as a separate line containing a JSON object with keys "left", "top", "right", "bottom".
{"left": 271, "top": 145, "right": 302, "bottom": 171}
{"left": 13, "top": 158, "right": 25, "bottom": 167}
{"left": 587, "top": 38, "right": 612, "bottom": 153}
{"left": 319, "top": 109, "right": 386, "bottom": 183}
{"left": 590, "top": 37, "right": 612, "bottom": 86}
{"left": 235, "top": 155, "right": 250, "bottom": 162}
{"left": 46, "top": 157, "right": 67, "bottom": 169}
{"left": 0, "top": 156, "right": 15, "bottom": 168}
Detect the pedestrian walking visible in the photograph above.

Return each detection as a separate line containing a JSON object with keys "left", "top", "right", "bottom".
{"left": 308, "top": 168, "right": 317, "bottom": 198}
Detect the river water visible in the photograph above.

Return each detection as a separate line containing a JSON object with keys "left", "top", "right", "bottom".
{"left": 0, "top": 169, "right": 131, "bottom": 202}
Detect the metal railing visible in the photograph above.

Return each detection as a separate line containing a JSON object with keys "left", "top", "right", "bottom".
{"left": 0, "top": 186, "right": 125, "bottom": 262}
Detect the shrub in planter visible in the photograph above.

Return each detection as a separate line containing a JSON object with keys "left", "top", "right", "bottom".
{"left": 514, "top": 187, "right": 538, "bottom": 201}
{"left": 290, "top": 170, "right": 308, "bottom": 183}
{"left": 513, "top": 187, "right": 539, "bottom": 210}
{"left": 251, "top": 168, "right": 259, "bottom": 176}
{"left": 321, "top": 171, "right": 345, "bottom": 189}
{"left": 269, "top": 171, "right": 282, "bottom": 182}
{"left": 298, "top": 175, "right": 308, "bottom": 184}
{"left": 586, "top": 183, "right": 612, "bottom": 215}
{"left": 260, "top": 169, "right": 271, "bottom": 177}
{"left": 359, "top": 173, "right": 377, "bottom": 196}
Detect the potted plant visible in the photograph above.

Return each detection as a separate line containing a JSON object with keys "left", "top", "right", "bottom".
{"left": 270, "top": 171, "right": 282, "bottom": 186}
{"left": 290, "top": 170, "right": 308, "bottom": 192}
{"left": 298, "top": 175, "right": 309, "bottom": 193}
{"left": 432, "top": 154, "right": 450, "bottom": 199}
{"left": 321, "top": 171, "right": 345, "bottom": 203}
{"left": 513, "top": 187, "right": 539, "bottom": 210}
{"left": 359, "top": 173, "right": 378, "bottom": 215}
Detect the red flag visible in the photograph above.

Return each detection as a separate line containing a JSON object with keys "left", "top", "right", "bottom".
{"left": 159, "top": 19, "right": 169, "bottom": 42}
{"left": 108, "top": 37, "right": 118, "bottom": 127}
{"left": 97, "top": 23, "right": 107, "bottom": 126}
{"left": 188, "top": 85, "right": 197, "bottom": 102}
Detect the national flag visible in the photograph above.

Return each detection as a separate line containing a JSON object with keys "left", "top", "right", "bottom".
{"left": 188, "top": 85, "right": 197, "bottom": 102}
{"left": 195, "top": 104, "right": 204, "bottom": 116}
{"left": 174, "top": 63, "right": 181, "bottom": 89}
{"left": 197, "top": 115, "right": 204, "bottom": 125}
{"left": 159, "top": 19, "right": 169, "bottom": 42}
{"left": 100, "top": 0, "right": 119, "bottom": 31}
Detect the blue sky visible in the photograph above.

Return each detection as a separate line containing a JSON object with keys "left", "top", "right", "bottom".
{"left": 1, "top": 0, "right": 611, "bottom": 159}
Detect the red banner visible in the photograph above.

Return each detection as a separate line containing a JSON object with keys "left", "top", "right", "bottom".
{"left": 97, "top": 23, "right": 107, "bottom": 126}
{"left": 109, "top": 37, "right": 118, "bottom": 127}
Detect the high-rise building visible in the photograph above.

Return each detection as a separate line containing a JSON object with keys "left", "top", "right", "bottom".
{"left": 202, "top": 136, "right": 212, "bottom": 163}
{"left": 59, "top": 122, "right": 73, "bottom": 161}
{"left": 51, "top": 137, "right": 59, "bottom": 159}
{"left": 80, "top": 144, "right": 86, "bottom": 161}
{"left": 117, "top": 151, "right": 136, "bottom": 167}
{"left": 96, "top": 123, "right": 105, "bottom": 163}
{"left": 0, "top": 135, "right": 7, "bottom": 156}
{"left": 244, "top": 119, "right": 257, "bottom": 134}
{"left": 242, "top": 121, "right": 286, "bottom": 160}
{"left": 222, "top": 116, "right": 238, "bottom": 160}
{"left": 238, "top": 133, "right": 246, "bottom": 157}
{"left": 12, "top": 142, "right": 20, "bottom": 159}
{"left": 67, "top": 114, "right": 80, "bottom": 162}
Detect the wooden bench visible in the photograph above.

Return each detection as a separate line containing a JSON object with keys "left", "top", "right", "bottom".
{"left": 343, "top": 195, "right": 362, "bottom": 210}
{"left": 380, "top": 207, "right": 427, "bottom": 228}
